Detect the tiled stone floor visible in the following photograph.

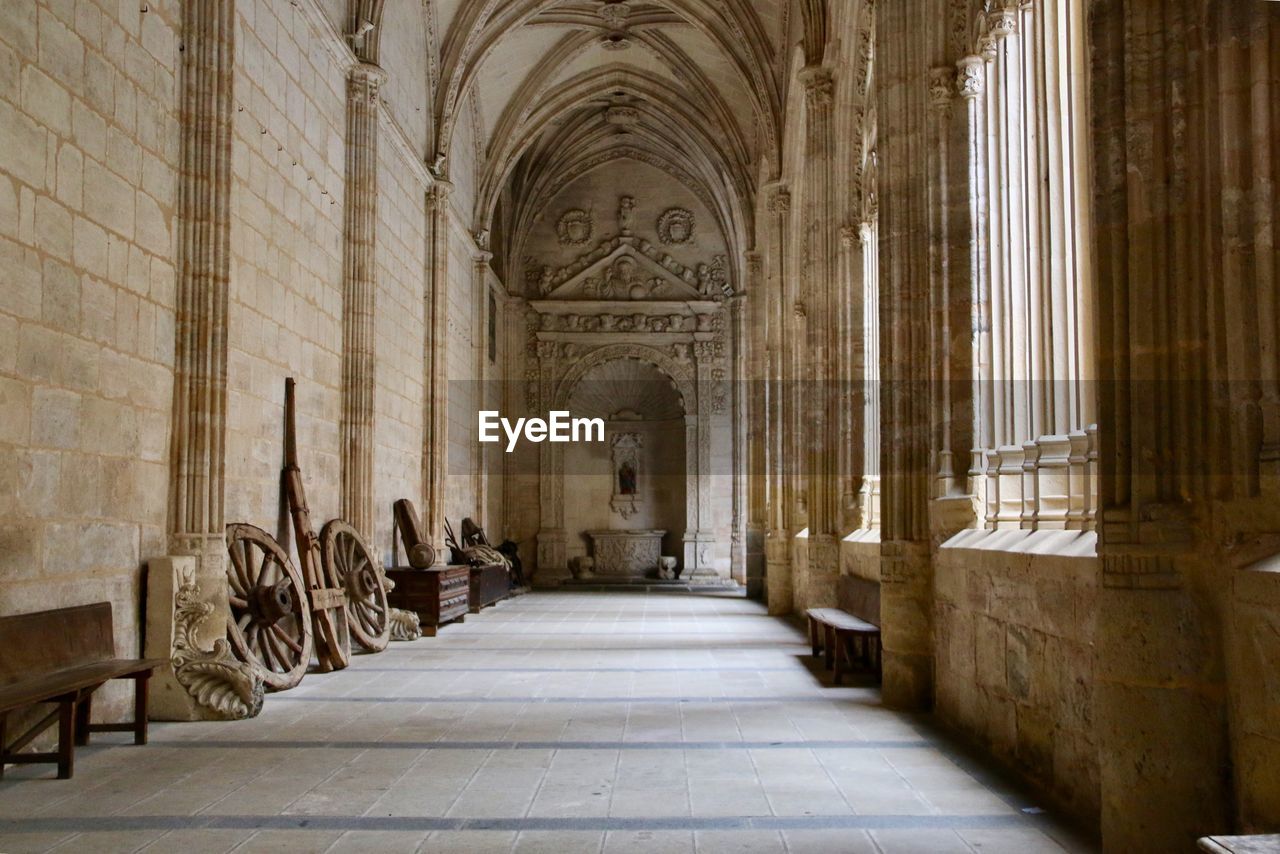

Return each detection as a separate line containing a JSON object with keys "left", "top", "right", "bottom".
{"left": 0, "top": 590, "right": 1097, "bottom": 853}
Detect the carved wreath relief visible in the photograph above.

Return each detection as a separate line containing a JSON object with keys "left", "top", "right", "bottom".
{"left": 557, "top": 209, "right": 594, "bottom": 246}
{"left": 657, "top": 207, "right": 695, "bottom": 245}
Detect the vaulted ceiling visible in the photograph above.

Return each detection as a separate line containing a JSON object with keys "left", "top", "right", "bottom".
{"left": 356, "top": 0, "right": 794, "bottom": 284}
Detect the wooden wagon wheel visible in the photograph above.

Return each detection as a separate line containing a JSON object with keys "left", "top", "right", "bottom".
{"left": 320, "top": 520, "right": 390, "bottom": 653}
{"left": 225, "top": 523, "right": 313, "bottom": 691}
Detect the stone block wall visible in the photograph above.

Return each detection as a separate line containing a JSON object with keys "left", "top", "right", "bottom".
{"left": 371, "top": 127, "right": 427, "bottom": 562}
{"left": 934, "top": 529, "right": 1099, "bottom": 823}
{"left": 0, "top": 0, "right": 180, "bottom": 716}
{"left": 223, "top": 0, "right": 346, "bottom": 533}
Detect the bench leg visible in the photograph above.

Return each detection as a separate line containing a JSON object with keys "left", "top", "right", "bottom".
{"left": 833, "top": 633, "right": 846, "bottom": 686}
{"left": 75, "top": 693, "right": 93, "bottom": 746}
{"left": 0, "top": 712, "right": 6, "bottom": 780}
{"left": 823, "top": 624, "right": 836, "bottom": 671}
{"left": 134, "top": 675, "right": 150, "bottom": 746}
{"left": 57, "top": 700, "right": 75, "bottom": 779}
{"left": 808, "top": 618, "right": 819, "bottom": 658}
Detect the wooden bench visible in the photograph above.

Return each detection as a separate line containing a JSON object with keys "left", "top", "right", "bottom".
{"left": 806, "top": 577, "right": 881, "bottom": 685}
{"left": 0, "top": 602, "right": 165, "bottom": 779}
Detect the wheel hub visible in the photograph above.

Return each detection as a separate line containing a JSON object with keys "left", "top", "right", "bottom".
{"left": 249, "top": 579, "right": 294, "bottom": 626}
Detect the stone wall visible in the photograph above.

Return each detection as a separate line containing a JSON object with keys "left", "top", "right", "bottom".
{"left": 0, "top": 0, "right": 181, "bottom": 707}
{"left": 0, "top": 0, "right": 493, "bottom": 722}
{"left": 372, "top": 123, "right": 428, "bottom": 561}
{"left": 934, "top": 530, "right": 1099, "bottom": 823}
{"left": 224, "top": 0, "right": 347, "bottom": 533}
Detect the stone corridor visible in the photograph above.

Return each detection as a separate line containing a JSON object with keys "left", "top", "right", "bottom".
{"left": 0, "top": 592, "right": 1093, "bottom": 853}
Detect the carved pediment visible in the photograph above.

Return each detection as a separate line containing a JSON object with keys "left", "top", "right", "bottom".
{"left": 544, "top": 243, "right": 704, "bottom": 302}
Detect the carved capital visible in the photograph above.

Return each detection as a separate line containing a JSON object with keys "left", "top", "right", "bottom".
{"left": 426, "top": 181, "right": 454, "bottom": 210}
{"left": 767, "top": 186, "right": 791, "bottom": 215}
{"left": 929, "top": 67, "right": 954, "bottom": 112}
{"left": 348, "top": 62, "right": 387, "bottom": 104}
{"left": 956, "top": 55, "right": 985, "bottom": 100}
{"left": 840, "top": 225, "right": 859, "bottom": 248}
{"left": 987, "top": 8, "right": 1018, "bottom": 42}
{"left": 799, "top": 65, "right": 835, "bottom": 111}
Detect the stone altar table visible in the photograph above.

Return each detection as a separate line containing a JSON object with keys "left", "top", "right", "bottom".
{"left": 586, "top": 530, "right": 666, "bottom": 578}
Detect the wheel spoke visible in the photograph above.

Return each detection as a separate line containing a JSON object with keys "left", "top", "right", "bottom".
{"left": 237, "top": 613, "right": 252, "bottom": 632}
{"left": 270, "top": 622, "right": 304, "bottom": 654}
{"left": 230, "top": 594, "right": 248, "bottom": 609}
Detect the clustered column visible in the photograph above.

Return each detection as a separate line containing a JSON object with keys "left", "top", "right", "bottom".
{"left": 340, "top": 62, "right": 386, "bottom": 543}
{"left": 170, "top": 0, "right": 235, "bottom": 575}
{"left": 875, "top": 0, "right": 936, "bottom": 710}
{"left": 799, "top": 65, "right": 841, "bottom": 608}
{"left": 763, "top": 184, "right": 793, "bottom": 614}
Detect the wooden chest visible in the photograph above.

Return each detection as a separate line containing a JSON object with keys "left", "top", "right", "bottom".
{"left": 469, "top": 563, "right": 510, "bottom": 613}
{"left": 386, "top": 566, "right": 470, "bottom": 636}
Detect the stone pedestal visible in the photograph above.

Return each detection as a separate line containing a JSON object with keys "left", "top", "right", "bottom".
{"left": 587, "top": 530, "right": 666, "bottom": 578}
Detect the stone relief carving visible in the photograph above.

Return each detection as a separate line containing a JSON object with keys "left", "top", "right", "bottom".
{"left": 557, "top": 209, "right": 594, "bottom": 246}
{"left": 172, "top": 580, "right": 264, "bottom": 721}
{"left": 588, "top": 530, "right": 664, "bottom": 576}
{"left": 657, "top": 207, "right": 695, "bottom": 245}
{"left": 539, "top": 235, "right": 714, "bottom": 295}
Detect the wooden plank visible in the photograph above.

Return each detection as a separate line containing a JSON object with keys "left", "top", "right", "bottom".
{"left": 0, "top": 660, "right": 163, "bottom": 713}
{"left": 0, "top": 603, "right": 115, "bottom": 680}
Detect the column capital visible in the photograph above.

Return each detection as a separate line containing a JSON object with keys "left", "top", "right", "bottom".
{"left": 840, "top": 225, "right": 860, "bottom": 248}
{"left": 929, "top": 67, "right": 955, "bottom": 113}
{"left": 956, "top": 55, "right": 985, "bottom": 100}
{"left": 798, "top": 65, "right": 835, "bottom": 110}
{"left": 427, "top": 181, "right": 454, "bottom": 209}
{"left": 766, "top": 184, "right": 791, "bottom": 215}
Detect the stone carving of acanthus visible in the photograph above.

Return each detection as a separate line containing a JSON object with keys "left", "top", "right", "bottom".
{"left": 172, "top": 582, "right": 264, "bottom": 720}
{"left": 657, "top": 207, "right": 695, "bottom": 245}
{"left": 956, "top": 55, "right": 985, "bottom": 99}
{"left": 557, "top": 209, "right": 594, "bottom": 246}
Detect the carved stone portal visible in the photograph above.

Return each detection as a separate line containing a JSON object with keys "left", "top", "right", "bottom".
{"left": 610, "top": 432, "right": 644, "bottom": 519}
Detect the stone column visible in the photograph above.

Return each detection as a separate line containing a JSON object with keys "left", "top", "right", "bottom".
{"left": 473, "top": 250, "right": 493, "bottom": 523}
{"left": 423, "top": 182, "right": 453, "bottom": 562}
{"left": 729, "top": 293, "right": 747, "bottom": 584}
{"left": 799, "top": 65, "right": 841, "bottom": 608}
{"left": 956, "top": 54, "right": 991, "bottom": 503}
{"left": 837, "top": 224, "right": 865, "bottom": 532}
{"left": 876, "top": 0, "right": 937, "bottom": 710}
{"left": 763, "top": 183, "right": 793, "bottom": 614}
{"left": 340, "top": 62, "right": 385, "bottom": 542}
{"left": 1089, "top": 0, "right": 1280, "bottom": 846}
{"left": 156, "top": 0, "right": 261, "bottom": 721}
{"left": 744, "top": 252, "right": 767, "bottom": 598}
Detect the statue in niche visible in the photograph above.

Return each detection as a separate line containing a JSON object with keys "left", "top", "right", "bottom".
{"left": 618, "top": 195, "right": 636, "bottom": 234}
{"left": 619, "top": 461, "right": 637, "bottom": 495}
{"left": 610, "top": 432, "right": 643, "bottom": 519}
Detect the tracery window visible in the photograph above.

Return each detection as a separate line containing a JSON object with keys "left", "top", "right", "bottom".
{"left": 962, "top": 0, "right": 1097, "bottom": 531}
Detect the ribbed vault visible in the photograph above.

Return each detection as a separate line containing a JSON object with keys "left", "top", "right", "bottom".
{"left": 421, "top": 0, "right": 785, "bottom": 286}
